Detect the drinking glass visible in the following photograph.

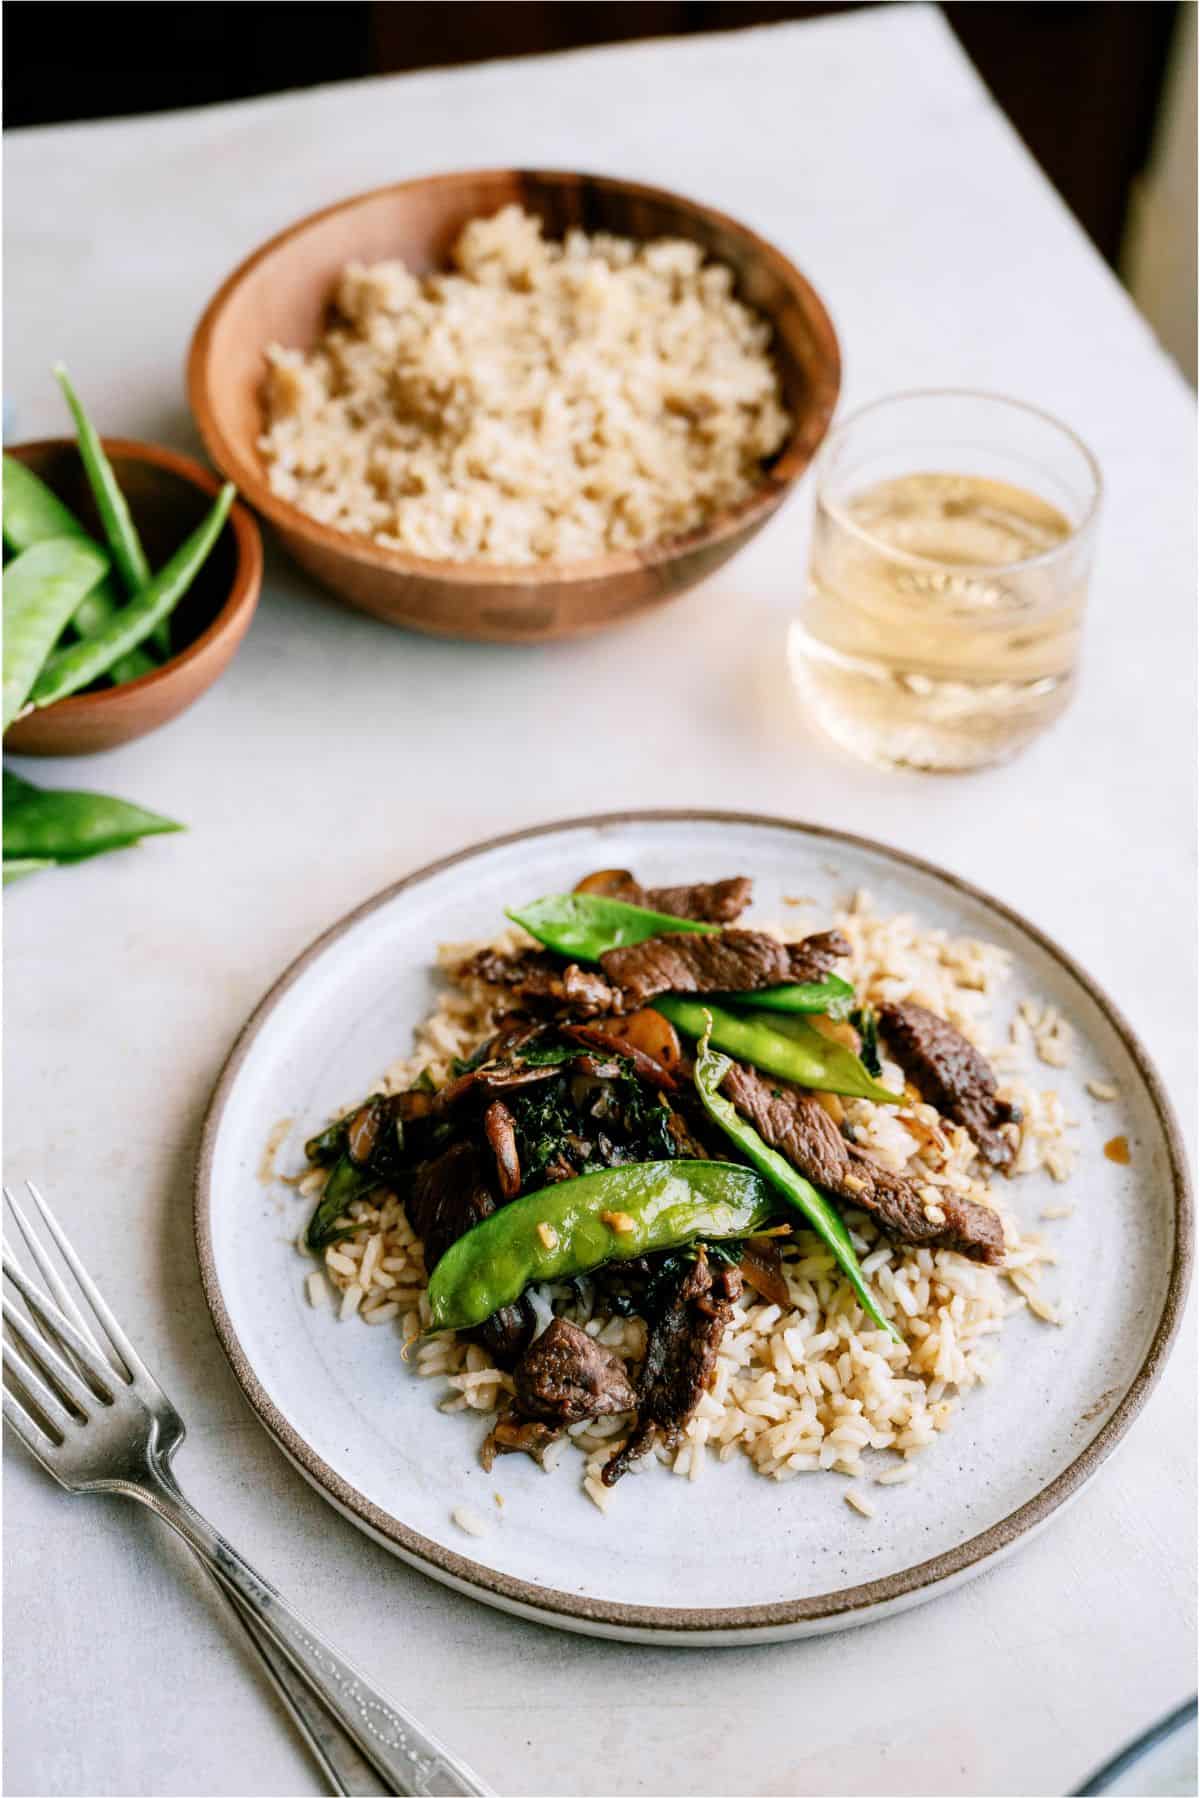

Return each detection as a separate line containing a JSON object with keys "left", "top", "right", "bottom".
{"left": 788, "top": 390, "right": 1102, "bottom": 771}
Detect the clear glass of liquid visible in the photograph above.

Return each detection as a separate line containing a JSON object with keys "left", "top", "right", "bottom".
{"left": 789, "top": 390, "right": 1102, "bottom": 771}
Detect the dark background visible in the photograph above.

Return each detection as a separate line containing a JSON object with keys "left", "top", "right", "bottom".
{"left": 3, "top": 1, "right": 1183, "bottom": 269}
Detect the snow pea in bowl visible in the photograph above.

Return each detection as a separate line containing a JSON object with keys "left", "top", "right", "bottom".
{"left": 4, "top": 437, "right": 261, "bottom": 755}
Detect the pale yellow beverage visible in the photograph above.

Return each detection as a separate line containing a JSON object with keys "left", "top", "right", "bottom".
{"left": 790, "top": 396, "right": 1101, "bottom": 772}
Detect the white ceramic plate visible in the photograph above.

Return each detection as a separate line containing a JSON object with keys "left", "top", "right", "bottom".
{"left": 195, "top": 812, "right": 1190, "bottom": 1644}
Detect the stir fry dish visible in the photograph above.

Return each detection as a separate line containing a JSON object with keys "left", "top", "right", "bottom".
{"left": 297, "top": 871, "right": 1056, "bottom": 1505}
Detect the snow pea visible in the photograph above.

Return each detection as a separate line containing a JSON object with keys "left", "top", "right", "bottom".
{"left": 2, "top": 858, "right": 54, "bottom": 885}
{"left": 508, "top": 892, "right": 715, "bottom": 959}
{"left": 654, "top": 996, "right": 904, "bottom": 1104}
{"left": 31, "top": 483, "right": 234, "bottom": 708}
{"left": 427, "top": 1160, "right": 773, "bottom": 1334}
{"left": 692, "top": 1024, "right": 901, "bottom": 1341}
{"left": 53, "top": 366, "right": 149, "bottom": 580}
{"left": 2, "top": 769, "right": 181, "bottom": 862}
{"left": 3, "top": 454, "right": 92, "bottom": 552}
{"left": 724, "top": 973, "right": 855, "bottom": 1018}
{"left": 2, "top": 456, "right": 155, "bottom": 683}
{"left": 2, "top": 537, "right": 108, "bottom": 729}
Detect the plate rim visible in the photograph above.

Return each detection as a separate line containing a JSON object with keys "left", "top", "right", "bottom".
{"left": 193, "top": 809, "right": 1193, "bottom": 1637}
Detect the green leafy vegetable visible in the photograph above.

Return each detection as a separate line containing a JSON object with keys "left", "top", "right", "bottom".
{"left": 691, "top": 1019, "right": 901, "bottom": 1343}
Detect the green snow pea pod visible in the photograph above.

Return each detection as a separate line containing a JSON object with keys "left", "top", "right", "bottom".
{"left": 3, "top": 454, "right": 93, "bottom": 552}
{"left": 3, "top": 858, "right": 55, "bottom": 884}
{"left": 2, "top": 536, "right": 109, "bottom": 729}
{"left": 723, "top": 972, "right": 856, "bottom": 1019}
{"left": 508, "top": 892, "right": 715, "bottom": 959}
{"left": 31, "top": 483, "right": 234, "bottom": 708}
{"left": 2, "top": 456, "right": 155, "bottom": 683}
{"left": 2, "top": 769, "right": 181, "bottom": 862}
{"left": 654, "top": 995, "right": 903, "bottom": 1104}
{"left": 51, "top": 366, "right": 162, "bottom": 632}
{"left": 692, "top": 1022, "right": 901, "bottom": 1342}
{"left": 427, "top": 1160, "right": 773, "bottom": 1335}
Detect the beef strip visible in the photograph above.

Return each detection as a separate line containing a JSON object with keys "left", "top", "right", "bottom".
{"left": 720, "top": 1061, "right": 1005, "bottom": 1264}
{"left": 602, "top": 1250, "right": 741, "bottom": 1485}
{"left": 576, "top": 868, "right": 753, "bottom": 924}
{"left": 455, "top": 946, "right": 619, "bottom": 1017}
{"left": 599, "top": 928, "right": 851, "bottom": 1009}
{"left": 513, "top": 1318, "right": 636, "bottom": 1424}
{"left": 878, "top": 1001, "right": 1021, "bottom": 1171}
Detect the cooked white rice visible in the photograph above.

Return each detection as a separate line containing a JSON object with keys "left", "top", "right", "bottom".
{"left": 259, "top": 205, "right": 790, "bottom": 565}
{"left": 289, "top": 893, "right": 1074, "bottom": 1512}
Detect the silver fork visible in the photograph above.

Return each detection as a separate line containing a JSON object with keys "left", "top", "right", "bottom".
{"left": 2, "top": 1181, "right": 494, "bottom": 1798}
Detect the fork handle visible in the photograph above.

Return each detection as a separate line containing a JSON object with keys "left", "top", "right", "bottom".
{"left": 121, "top": 1469, "right": 494, "bottom": 1798}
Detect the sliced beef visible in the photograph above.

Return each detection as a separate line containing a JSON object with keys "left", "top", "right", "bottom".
{"left": 602, "top": 1250, "right": 741, "bottom": 1485}
{"left": 720, "top": 1061, "right": 1005, "bottom": 1265}
{"left": 407, "top": 1141, "right": 496, "bottom": 1271}
{"left": 599, "top": 928, "right": 851, "bottom": 1009}
{"left": 879, "top": 1001, "right": 1021, "bottom": 1171}
{"left": 575, "top": 868, "right": 753, "bottom": 924}
{"left": 455, "top": 946, "right": 619, "bottom": 1017}
{"left": 513, "top": 1318, "right": 637, "bottom": 1424}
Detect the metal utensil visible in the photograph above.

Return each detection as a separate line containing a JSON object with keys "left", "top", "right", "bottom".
{"left": 2, "top": 1181, "right": 493, "bottom": 1798}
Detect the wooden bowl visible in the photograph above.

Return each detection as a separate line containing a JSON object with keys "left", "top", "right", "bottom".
{"left": 188, "top": 168, "right": 840, "bottom": 644}
{"left": 4, "top": 439, "right": 262, "bottom": 756}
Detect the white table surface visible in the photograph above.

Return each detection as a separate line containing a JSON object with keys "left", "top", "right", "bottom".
{"left": 4, "top": 8, "right": 1196, "bottom": 1795}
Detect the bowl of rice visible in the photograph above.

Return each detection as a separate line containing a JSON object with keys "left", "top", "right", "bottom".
{"left": 187, "top": 168, "right": 841, "bottom": 642}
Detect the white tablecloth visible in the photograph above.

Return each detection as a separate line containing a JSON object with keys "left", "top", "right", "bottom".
{"left": 4, "top": 8, "right": 1195, "bottom": 1794}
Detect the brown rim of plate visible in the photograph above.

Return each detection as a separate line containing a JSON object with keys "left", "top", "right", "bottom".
{"left": 193, "top": 809, "right": 1193, "bottom": 1636}
{"left": 186, "top": 167, "right": 841, "bottom": 588}
{"left": 7, "top": 437, "right": 263, "bottom": 712}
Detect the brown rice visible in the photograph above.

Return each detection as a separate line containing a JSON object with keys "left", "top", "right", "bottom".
{"left": 259, "top": 206, "right": 790, "bottom": 565}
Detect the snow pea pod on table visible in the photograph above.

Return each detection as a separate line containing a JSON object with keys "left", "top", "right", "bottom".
{"left": 2, "top": 455, "right": 155, "bottom": 682}
{"left": 655, "top": 995, "right": 903, "bottom": 1104}
{"left": 2, "top": 769, "right": 180, "bottom": 864}
{"left": 692, "top": 1023, "right": 901, "bottom": 1342}
{"left": 508, "top": 891, "right": 856, "bottom": 1015}
{"left": 427, "top": 1160, "right": 774, "bottom": 1334}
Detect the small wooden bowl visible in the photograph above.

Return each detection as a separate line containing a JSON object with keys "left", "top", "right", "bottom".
{"left": 188, "top": 168, "right": 840, "bottom": 644}
{"left": 4, "top": 439, "right": 262, "bottom": 756}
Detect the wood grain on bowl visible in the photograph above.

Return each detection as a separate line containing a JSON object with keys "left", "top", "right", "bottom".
{"left": 188, "top": 169, "right": 840, "bottom": 644}
{"left": 4, "top": 440, "right": 262, "bottom": 756}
